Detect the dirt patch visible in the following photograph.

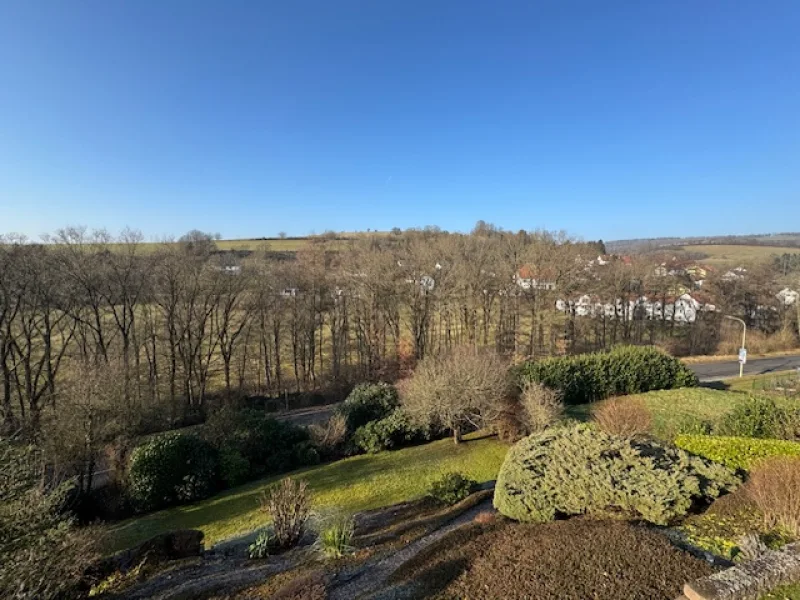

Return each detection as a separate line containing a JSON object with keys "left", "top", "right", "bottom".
{"left": 393, "top": 518, "right": 717, "bottom": 600}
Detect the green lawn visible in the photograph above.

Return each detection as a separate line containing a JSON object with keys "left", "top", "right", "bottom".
{"left": 106, "top": 432, "right": 508, "bottom": 553}
{"left": 569, "top": 387, "right": 797, "bottom": 440}
{"left": 762, "top": 583, "right": 800, "bottom": 599}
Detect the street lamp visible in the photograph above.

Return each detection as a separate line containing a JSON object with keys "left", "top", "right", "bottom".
{"left": 723, "top": 315, "right": 747, "bottom": 378}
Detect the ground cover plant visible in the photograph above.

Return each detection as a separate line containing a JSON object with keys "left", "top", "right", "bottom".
{"left": 107, "top": 432, "right": 507, "bottom": 552}
{"left": 678, "top": 488, "right": 793, "bottom": 560}
{"left": 674, "top": 435, "right": 800, "bottom": 471}
{"left": 494, "top": 424, "right": 740, "bottom": 525}
{"left": 391, "top": 518, "right": 716, "bottom": 600}
{"left": 517, "top": 345, "right": 697, "bottom": 405}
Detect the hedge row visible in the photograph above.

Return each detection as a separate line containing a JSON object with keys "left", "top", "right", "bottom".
{"left": 674, "top": 435, "right": 800, "bottom": 471}
{"left": 517, "top": 345, "right": 697, "bottom": 405}
{"left": 128, "top": 411, "right": 317, "bottom": 512}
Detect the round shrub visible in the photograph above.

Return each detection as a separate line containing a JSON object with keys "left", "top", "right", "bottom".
{"left": 494, "top": 424, "right": 740, "bottom": 525}
{"left": 128, "top": 433, "right": 220, "bottom": 511}
{"left": 716, "top": 396, "right": 788, "bottom": 439}
{"left": 337, "top": 382, "right": 399, "bottom": 431}
{"left": 218, "top": 445, "right": 250, "bottom": 488}
{"left": 353, "top": 408, "right": 431, "bottom": 453}
{"left": 429, "top": 472, "right": 479, "bottom": 506}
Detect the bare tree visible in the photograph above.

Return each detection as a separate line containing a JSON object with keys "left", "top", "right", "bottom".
{"left": 402, "top": 346, "right": 509, "bottom": 443}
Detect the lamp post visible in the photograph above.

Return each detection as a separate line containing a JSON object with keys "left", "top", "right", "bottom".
{"left": 723, "top": 315, "right": 747, "bottom": 378}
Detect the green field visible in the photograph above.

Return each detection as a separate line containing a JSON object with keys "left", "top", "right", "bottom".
{"left": 680, "top": 244, "right": 800, "bottom": 266}
{"left": 106, "top": 432, "right": 508, "bottom": 553}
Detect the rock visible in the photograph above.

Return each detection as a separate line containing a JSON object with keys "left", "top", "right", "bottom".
{"left": 683, "top": 543, "right": 800, "bottom": 600}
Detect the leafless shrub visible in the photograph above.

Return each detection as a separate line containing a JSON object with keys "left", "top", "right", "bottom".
{"left": 746, "top": 457, "right": 800, "bottom": 538}
{"left": 592, "top": 397, "right": 652, "bottom": 437}
{"left": 261, "top": 477, "right": 311, "bottom": 550}
{"left": 402, "top": 347, "right": 510, "bottom": 443}
{"left": 520, "top": 382, "right": 563, "bottom": 434}
{"left": 308, "top": 413, "right": 348, "bottom": 458}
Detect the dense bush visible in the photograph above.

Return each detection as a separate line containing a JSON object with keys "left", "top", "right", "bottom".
{"left": 337, "top": 383, "right": 399, "bottom": 431}
{"left": 494, "top": 424, "right": 739, "bottom": 525}
{"left": 428, "top": 472, "right": 479, "bottom": 506}
{"left": 592, "top": 397, "right": 652, "bottom": 436}
{"left": 1, "top": 439, "right": 99, "bottom": 600}
{"left": 218, "top": 445, "right": 251, "bottom": 488}
{"left": 517, "top": 346, "right": 697, "bottom": 405}
{"left": 716, "top": 396, "right": 788, "bottom": 439}
{"left": 128, "top": 432, "right": 220, "bottom": 511}
{"left": 204, "top": 408, "right": 315, "bottom": 478}
{"left": 674, "top": 435, "right": 800, "bottom": 471}
{"left": 353, "top": 408, "right": 432, "bottom": 453}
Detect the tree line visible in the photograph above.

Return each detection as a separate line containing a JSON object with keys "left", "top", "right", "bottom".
{"left": 1, "top": 225, "right": 797, "bottom": 442}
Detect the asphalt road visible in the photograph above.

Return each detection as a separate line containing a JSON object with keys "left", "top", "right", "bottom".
{"left": 689, "top": 354, "right": 800, "bottom": 382}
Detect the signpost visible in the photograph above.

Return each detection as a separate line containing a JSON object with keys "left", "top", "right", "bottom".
{"left": 724, "top": 315, "right": 747, "bottom": 378}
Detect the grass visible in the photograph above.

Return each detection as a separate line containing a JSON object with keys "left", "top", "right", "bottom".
{"left": 762, "top": 583, "right": 800, "bottom": 599}
{"left": 569, "top": 387, "right": 797, "bottom": 440}
{"left": 680, "top": 244, "right": 800, "bottom": 266}
{"left": 106, "top": 432, "right": 508, "bottom": 553}
{"left": 724, "top": 371, "right": 800, "bottom": 395}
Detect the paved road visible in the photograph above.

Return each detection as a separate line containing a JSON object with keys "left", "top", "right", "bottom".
{"left": 689, "top": 354, "right": 800, "bottom": 382}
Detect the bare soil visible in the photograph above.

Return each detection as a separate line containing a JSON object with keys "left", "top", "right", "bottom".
{"left": 392, "top": 518, "right": 718, "bottom": 600}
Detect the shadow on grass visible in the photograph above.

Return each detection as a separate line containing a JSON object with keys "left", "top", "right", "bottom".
{"left": 700, "top": 381, "right": 731, "bottom": 390}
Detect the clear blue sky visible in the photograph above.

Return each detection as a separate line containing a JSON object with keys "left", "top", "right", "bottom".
{"left": 1, "top": 1, "right": 799, "bottom": 241}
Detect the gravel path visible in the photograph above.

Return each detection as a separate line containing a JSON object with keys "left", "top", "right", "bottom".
{"left": 327, "top": 497, "right": 494, "bottom": 600}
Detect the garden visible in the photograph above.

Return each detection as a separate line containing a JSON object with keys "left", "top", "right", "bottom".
{"left": 7, "top": 346, "right": 800, "bottom": 599}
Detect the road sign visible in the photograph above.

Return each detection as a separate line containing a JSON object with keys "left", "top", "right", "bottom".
{"left": 738, "top": 348, "right": 747, "bottom": 364}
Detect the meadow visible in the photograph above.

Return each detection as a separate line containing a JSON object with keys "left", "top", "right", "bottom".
{"left": 679, "top": 244, "right": 800, "bottom": 266}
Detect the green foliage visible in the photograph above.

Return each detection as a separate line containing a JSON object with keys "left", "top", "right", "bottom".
{"left": 428, "top": 472, "right": 478, "bottom": 506}
{"left": 337, "top": 382, "right": 399, "bottom": 431}
{"left": 494, "top": 424, "right": 739, "bottom": 525}
{"left": 218, "top": 445, "right": 250, "bottom": 488}
{"left": 108, "top": 433, "right": 508, "bottom": 553}
{"left": 353, "top": 408, "right": 432, "bottom": 453}
{"left": 128, "top": 432, "right": 220, "bottom": 511}
{"left": 1, "top": 438, "right": 98, "bottom": 600}
{"left": 716, "top": 396, "right": 789, "bottom": 439}
{"left": 204, "top": 408, "right": 314, "bottom": 477}
{"left": 674, "top": 435, "right": 800, "bottom": 471}
{"left": 517, "top": 346, "right": 697, "bottom": 405}
{"left": 316, "top": 513, "right": 355, "bottom": 558}
{"left": 248, "top": 528, "right": 276, "bottom": 559}
{"left": 673, "top": 414, "right": 714, "bottom": 436}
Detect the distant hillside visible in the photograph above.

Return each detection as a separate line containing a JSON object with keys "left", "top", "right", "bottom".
{"left": 607, "top": 233, "right": 800, "bottom": 253}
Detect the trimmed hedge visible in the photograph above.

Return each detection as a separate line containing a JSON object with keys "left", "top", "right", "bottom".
{"left": 128, "top": 432, "right": 220, "bottom": 511}
{"left": 494, "top": 424, "right": 739, "bottom": 525}
{"left": 516, "top": 345, "right": 697, "bottom": 405}
{"left": 674, "top": 435, "right": 800, "bottom": 471}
